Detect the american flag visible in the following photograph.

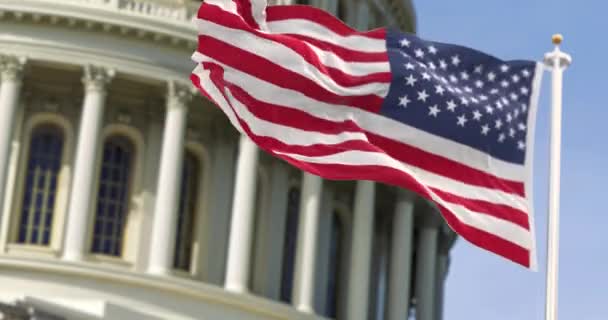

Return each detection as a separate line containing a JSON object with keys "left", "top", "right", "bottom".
{"left": 190, "top": 0, "right": 543, "bottom": 269}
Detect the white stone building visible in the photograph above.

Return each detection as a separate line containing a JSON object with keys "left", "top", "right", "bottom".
{"left": 0, "top": 0, "right": 455, "bottom": 319}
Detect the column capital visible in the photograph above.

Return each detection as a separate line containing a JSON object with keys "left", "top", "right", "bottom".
{"left": 82, "top": 65, "right": 114, "bottom": 93}
{"left": 0, "top": 55, "right": 27, "bottom": 82}
{"left": 167, "top": 80, "right": 195, "bottom": 110}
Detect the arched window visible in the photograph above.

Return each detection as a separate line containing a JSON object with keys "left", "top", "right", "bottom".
{"left": 91, "top": 135, "right": 134, "bottom": 256}
{"left": 279, "top": 187, "right": 301, "bottom": 303}
{"left": 16, "top": 124, "right": 64, "bottom": 245}
{"left": 173, "top": 151, "right": 201, "bottom": 271}
{"left": 325, "top": 211, "right": 343, "bottom": 318}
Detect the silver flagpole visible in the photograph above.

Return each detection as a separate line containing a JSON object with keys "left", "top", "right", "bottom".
{"left": 543, "top": 34, "right": 571, "bottom": 320}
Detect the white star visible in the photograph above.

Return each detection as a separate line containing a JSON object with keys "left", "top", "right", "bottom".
{"left": 514, "top": 109, "right": 520, "bottom": 117}
{"left": 475, "top": 80, "right": 484, "bottom": 88}
{"left": 417, "top": 61, "right": 427, "bottom": 69}
{"left": 422, "top": 72, "right": 432, "bottom": 81}
{"left": 510, "top": 92, "right": 519, "bottom": 101}
{"left": 460, "top": 96, "right": 469, "bottom": 106}
{"left": 417, "top": 90, "right": 429, "bottom": 102}
{"left": 464, "top": 86, "right": 473, "bottom": 93}
{"left": 520, "top": 87, "right": 529, "bottom": 95}
{"left": 435, "top": 85, "right": 445, "bottom": 95}
{"left": 400, "top": 38, "right": 410, "bottom": 47}
{"left": 479, "top": 94, "right": 488, "bottom": 101}
{"left": 449, "top": 74, "right": 458, "bottom": 83}
{"left": 518, "top": 122, "right": 526, "bottom": 131}
{"left": 522, "top": 69, "right": 531, "bottom": 78}
{"left": 485, "top": 105, "right": 494, "bottom": 114}
{"left": 429, "top": 105, "right": 441, "bottom": 117}
{"left": 460, "top": 71, "right": 469, "bottom": 80}
{"left": 446, "top": 100, "right": 457, "bottom": 112}
{"left": 428, "top": 45, "right": 438, "bottom": 54}
{"left": 474, "top": 65, "right": 484, "bottom": 74}
{"left": 521, "top": 103, "right": 528, "bottom": 112}
{"left": 496, "top": 101, "right": 503, "bottom": 110}
{"left": 454, "top": 87, "right": 463, "bottom": 94}
{"left": 490, "top": 88, "right": 499, "bottom": 95}
{"left": 405, "top": 74, "right": 418, "bottom": 86}
{"left": 399, "top": 95, "right": 411, "bottom": 108}
{"left": 451, "top": 55, "right": 461, "bottom": 66}
{"left": 457, "top": 114, "right": 468, "bottom": 127}
{"left": 405, "top": 62, "right": 415, "bottom": 70}
{"left": 512, "top": 74, "right": 520, "bottom": 83}
{"left": 498, "top": 133, "right": 506, "bottom": 143}
{"left": 495, "top": 119, "right": 503, "bottom": 129}
{"left": 518, "top": 140, "right": 526, "bottom": 150}
{"left": 500, "top": 80, "right": 509, "bottom": 88}
{"left": 509, "top": 128, "right": 516, "bottom": 137}
{"left": 415, "top": 48, "right": 425, "bottom": 58}
{"left": 470, "top": 96, "right": 479, "bottom": 104}
{"left": 506, "top": 113, "right": 513, "bottom": 123}
{"left": 439, "top": 60, "right": 448, "bottom": 70}
{"left": 473, "top": 110, "right": 482, "bottom": 121}
{"left": 447, "top": 86, "right": 454, "bottom": 93}
{"left": 481, "top": 124, "right": 490, "bottom": 135}
{"left": 500, "top": 64, "right": 510, "bottom": 72}
{"left": 502, "top": 97, "right": 510, "bottom": 105}
{"left": 428, "top": 62, "right": 437, "bottom": 70}
{"left": 487, "top": 72, "right": 496, "bottom": 82}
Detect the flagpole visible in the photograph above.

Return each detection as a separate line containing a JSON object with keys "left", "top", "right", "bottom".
{"left": 543, "top": 34, "right": 571, "bottom": 320}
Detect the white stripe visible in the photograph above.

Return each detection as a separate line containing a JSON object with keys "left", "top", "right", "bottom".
{"left": 276, "top": 149, "right": 532, "bottom": 249}
{"left": 191, "top": 52, "right": 526, "bottom": 182}
{"left": 303, "top": 41, "right": 390, "bottom": 76}
{"left": 195, "top": 19, "right": 390, "bottom": 97}
{"left": 267, "top": 19, "right": 386, "bottom": 53}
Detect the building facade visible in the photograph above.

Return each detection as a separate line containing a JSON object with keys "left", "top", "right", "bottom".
{"left": 0, "top": 0, "right": 455, "bottom": 319}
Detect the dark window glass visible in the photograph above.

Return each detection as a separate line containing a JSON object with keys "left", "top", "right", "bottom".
{"left": 279, "top": 187, "right": 301, "bottom": 303}
{"left": 173, "top": 151, "right": 201, "bottom": 271}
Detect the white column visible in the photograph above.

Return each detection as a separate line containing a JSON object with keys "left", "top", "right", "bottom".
{"left": 435, "top": 252, "right": 449, "bottom": 320}
{"left": 63, "top": 65, "right": 113, "bottom": 262}
{"left": 387, "top": 191, "right": 415, "bottom": 320}
{"left": 345, "top": 180, "right": 375, "bottom": 320}
{"left": 0, "top": 55, "right": 25, "bottom": 227}
{"left": 224, "top": 135, "right": 259, "bottom": 292}
{"left": 147, "top": 81, "right": 191, "bottom": 275}
{"left": 415, "top": 213, "right": 440, "bottom": 320}
{"left": 292, "top": 173, "right": 323, "bottom": 313}
{"left": 251, "top": 161, "right": 290, "bottom": 299}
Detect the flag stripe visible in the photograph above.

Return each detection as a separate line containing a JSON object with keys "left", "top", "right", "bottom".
{"left": 266, "top": 5, "right": 386, "bottom": 40}
{"left": 195, "top": 10, "right": 390, "bottom": 85}
{"left": 196, "top": 35, "right": 385, "bottom": 113}
{"left": 278, "top": 33, "right": 390, "bottom": 63}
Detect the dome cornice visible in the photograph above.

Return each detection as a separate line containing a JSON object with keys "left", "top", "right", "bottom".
{"left": 0, "top": 0, "right": 199, "bottom": 50}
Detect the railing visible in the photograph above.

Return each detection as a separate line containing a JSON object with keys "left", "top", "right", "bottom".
{"left": 23, "top": 0, "right": 200, "bottom": 24}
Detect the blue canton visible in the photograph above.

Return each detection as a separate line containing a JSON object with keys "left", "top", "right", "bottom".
{"left": 381, "top": 29, "right": 537, "bottom": 165}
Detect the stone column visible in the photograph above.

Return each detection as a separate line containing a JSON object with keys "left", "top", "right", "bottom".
{"left": 251, "top": 161, "right": 290, "bottom": 299}
{"left": 415, "top": 210, "right": 440, "bottom": 320}
{"left": 292, "top": 173, "right": 323, "bottom": 313}
{"left": 0, "top": 55, "right": 25, "bottom": 225}
{"left": 147, "top": 81, "right": 191, "bottom": 275}
{"left": 224, "top": 135, "right": 259, "bottom": 292}
{"left": 345, "top": 181, "right": 375, "bottom": 320}
{"left": 387, "top": 191, "right": 416, "bottom": 320}
{"left": 63, "top": 65, "right": 113, "bottom": 262}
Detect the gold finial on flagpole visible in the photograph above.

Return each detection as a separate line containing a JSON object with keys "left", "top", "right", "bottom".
{"left": 552, "top": 34, "right": 563, "bottom": 45}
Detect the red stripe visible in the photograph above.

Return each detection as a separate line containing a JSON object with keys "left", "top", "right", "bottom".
{"left": 280, "top": 33, "right": 389, "bottom": 63}
{"left": 234, "top": 0, "right": 259, "bottom": 29}
{"left": 217, "top": 76, "right": 525, "bottom": 197}
{"left": 197, "top": 35, "right": 384, "bottom": 113}
{"left": 266, "top": 5, "right": 386, "bottom": 40}
{"left": 197, "top": 5, "right": 390, "bottom": 85}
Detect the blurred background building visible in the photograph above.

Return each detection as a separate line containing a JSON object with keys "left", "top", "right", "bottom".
{"left": 0, "top": 0, "right": 455, "bottom": 319}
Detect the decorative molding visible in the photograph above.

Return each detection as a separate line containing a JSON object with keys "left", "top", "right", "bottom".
{"left": 82, "top": 65, "right": 114, "bottom": 93}
{"left": 0, "top": 55, "right": 27, "bottom": 82}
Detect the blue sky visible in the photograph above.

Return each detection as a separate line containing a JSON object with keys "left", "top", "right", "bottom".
{"left": 412, "top": 1, "right": 608, "bottom": 319}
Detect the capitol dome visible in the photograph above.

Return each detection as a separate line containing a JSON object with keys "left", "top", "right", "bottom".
{"left": 0, "top": 0, "right": 454, "bottom": 319}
